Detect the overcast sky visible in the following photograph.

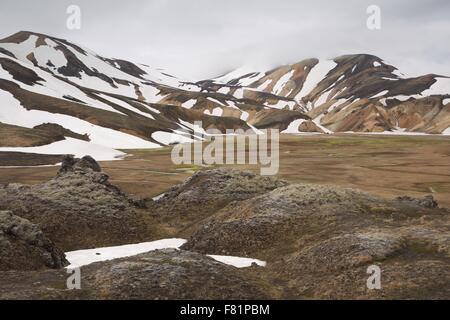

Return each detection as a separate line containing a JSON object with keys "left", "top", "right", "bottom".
{"left": 0, "top": 0, "right": 449, "bottom": 79}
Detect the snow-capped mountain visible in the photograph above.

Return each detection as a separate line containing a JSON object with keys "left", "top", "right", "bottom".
{"left": 0, "top": 31, "right": 449, "bottom": 160}
{"left": 196, "top": 54, "right": 450, "bottom": 133}
{"left": 0, "top": 31, "right": 257, "bottom": 159}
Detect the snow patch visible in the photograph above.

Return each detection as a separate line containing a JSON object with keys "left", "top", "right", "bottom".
{"left": 0, "top": 34, "right": 39, "bottom": 64}
{"left": 295, "top": 60, "right": 337, "bottom": 102}
{"left": 152, "top": 131, "right": 195, "bottom": 145}
{"left": 421, "top": 77, "right": 450, "bottom": 96}
{"left": 207, "top": 97, "right": 224, "bottom": 105}
{"left": 281, "top": 119, "right": 307, "bottom": 133}
{"left": 97, "top": 94, "right": 155, "bottom": 119}
{"left": 273, "top": 70, "right": 294, "bottom": 95}
{"left": 204, "top": 107, "right": 223, "bottom": 117}
{"left": 371, "top": 90, "right": 389, "bottom": 98}
{"left": 0, "top": 89, "right": 159, "bottom": 149}
{"left": 232, "top": 88, "right": 244, "bottom": 99}
{"left": 442, "top": 127, "right": 450, "bottom": 135}
{"left": 181, "top": 99, "right": 196, "bottom": 109}
{"left": 207, "top": 255, "right": 266, "bottom": 268}
{"left": 312, "top": 114, "right": 332, "bottom": 134}
{"left": 65, "top": 238, "right": 187, "bottom": 268}
{"left": 34, "top": 41, "right": 68, "bottom": 69}
{"left": 217, "top": 87, "right": 230, "bottom": 94}
{"left": 0, "top": 138, "right": 126, "bottom": 161}
{"left": 256, "top": 79, "right": 272, "bottom": 91}
{"left": 240, "top": 111, "right": 249, "bottom": 121}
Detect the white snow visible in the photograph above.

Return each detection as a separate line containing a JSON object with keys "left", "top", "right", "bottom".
{"left": 1, "top": 35, "right": 141, "bottom": 99}
{"left": 207, "top": 97, "right": 224, "bottom": 105}
{"left": 97, "top": 94, "right": 155, "bottom": 119}
{"left": 240, "top": 111, "right": 249, "bottom": 121}
{"left": 182, "top": 99, "right": 197, "bottom": 109}
{"left": 273, "top": 70, "right": 294, "bottom": 95}
{"left": 371, "top": 90, "right": 389, "bottom": 98}
{"left": 151, "top": 131, "right": 195, "bottom": 145}
{"left": 65, "top": 238, "right": 187, "bottom": 268}
{"left": 239, "top": 73, "right": 266, "bottom": 86}
{"left": 137, "top": 101, "right": 161, "bottom": 114}
{"left": 0, "top": 138, "right": 126, "bottom": 161}
{"left": 327, "top": 99, "right": 347, "bottom": 112}
{"left": 212, "top": 107, "right": 223, "bottom": 116}
{"left": 247, "top": 123, "right": 264, "bottom": 135}
{"left": 314, "top": 90, "right": 332, "bottom": 107}
{"left": 214, "top": 66, "right": 264, "bottom": 86}
{"left": 217, "top": 86, "right": 230, "bottom": 94}
{"left": 373, "top": 61, "right": 382, "bottom": 67}
{"left": 207, "top": 255, "right": 266, "bottom": 268}
{"left": 0, "top": 89, "right": 160, "bottom": 149}
{"left": 443, "top": 98, "right": 450, "bottom": 105}
{"left": 281, "top": 119, "right": 307, "bottom": 133}
{"left": 390, "top": 94, "right": 420, "bottom": 101}
{"left": 152, "top": 192, "right": 166, "bottom": 201}
{"left": 392, "top": 68, "right": 406, "bottom": 78}
{"left": 33, "top": 40, "right": 68, "bottom": 69}
{"left": 0, "top": 34, "right": 39, "bottom": 64}
{"left": 0, "top": 56, "right": 127, "bottom": 115}
{"left": 312, "top": 114, "right": 333, "bottom": 134}
{"left": 178, "top": 119, "right": 208, "bottom": 135}
{"left": 381, "top": 77, "right": 399, "bottom": 81}
{"left": 65, "top": 238, "right": 267, "bottom": 269}
{"left": 139, "top": 64, "right": 188, "bottom": 88}
{"left": 267, "top": 100, "right": 296, "bottom": 110}
{"left": 233, "top": 88, "right": 244, "bottom": 99}
{"left": 256, "top": 79, "right": 272, "bottom": 91}
{"left": 421, "top": 77, "right": 450, "bottom": 96}
{"left": 295, "top": 60, "right": 337, "bottom": 102}
{"left": 442, "top": 127, "right": 450, "bottom": 135}
{"left": 64, "top": 45, "right": 139, "bottom": 84}
{"left": 226, "top": 100, "right": 239, "bottom": 109}
{"left": 204, "top": 107, "right": 223, "bottom": 117}
{"left": 139, "top": 84, "right": 164, "bottom": 103}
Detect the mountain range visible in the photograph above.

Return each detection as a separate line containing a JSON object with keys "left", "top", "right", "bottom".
{"left": 0, "top": 31, "right": 449, "bottom": 160}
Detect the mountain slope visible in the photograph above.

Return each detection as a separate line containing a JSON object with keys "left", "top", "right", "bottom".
{"left": 0, "top": 31, "right": 449, "bottom": 162}
{"left": 0, "top": 31, "right": 265, "bottom": 160}
{"left": 199, "top": 54, "right": 450, "bottom": 133}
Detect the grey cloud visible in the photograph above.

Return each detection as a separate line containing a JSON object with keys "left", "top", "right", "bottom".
{"left": 0, "top": 0, "right": 449, "bottom": 79}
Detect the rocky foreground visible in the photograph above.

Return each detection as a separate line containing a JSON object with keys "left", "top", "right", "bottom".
{"left": 0, "top": 157, "right": 449, "bottom": 299}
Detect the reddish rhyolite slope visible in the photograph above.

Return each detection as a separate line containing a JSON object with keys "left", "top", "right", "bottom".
{"left": 199, "top": 54, "right": 450, "bottom": 134}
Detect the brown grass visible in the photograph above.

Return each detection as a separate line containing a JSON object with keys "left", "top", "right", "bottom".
{"left": 0, "top": 134, "right": 449, "bottom": 207}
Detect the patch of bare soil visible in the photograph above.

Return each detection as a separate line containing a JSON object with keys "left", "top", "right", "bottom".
{"left": 0, "top": 152, "right": 63, "bottom": 166}
{"left": 0, "top": 122, "right": 65, "bottom": 147}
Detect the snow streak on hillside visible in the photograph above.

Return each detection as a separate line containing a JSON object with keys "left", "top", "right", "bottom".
{"left": 0, "top": 31, "right": 449, "bottom": 163}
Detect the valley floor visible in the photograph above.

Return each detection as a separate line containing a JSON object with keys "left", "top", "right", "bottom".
{"left": 1, "top": 133, "right": 450, "bottom": 208}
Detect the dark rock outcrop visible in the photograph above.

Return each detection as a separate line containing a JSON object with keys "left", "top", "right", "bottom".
{"left": 58, "top": 155, "right": 101, "bottom": 175}
{"left": 80, "top": 249, "right": 270, "bottom": 300}
{"left": 176, "top": 172, "right": 450, "bottom": 299}
{"left": 0, "top": 249, "right": 271, "bottom": 300}
{"left": 150, "top": 168, "right": 287, "bottom": 230}
{"left": 0, "top": 211, "right": 68, "bottom": 271}
{"left": 396, "top": 195, "right": 439, "bottom": 209}
{"left": 0, "top": 167, "right": 449, "bottom": 300}
{"left": 0, "top": 156, "right": 155, "bottom": 251}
